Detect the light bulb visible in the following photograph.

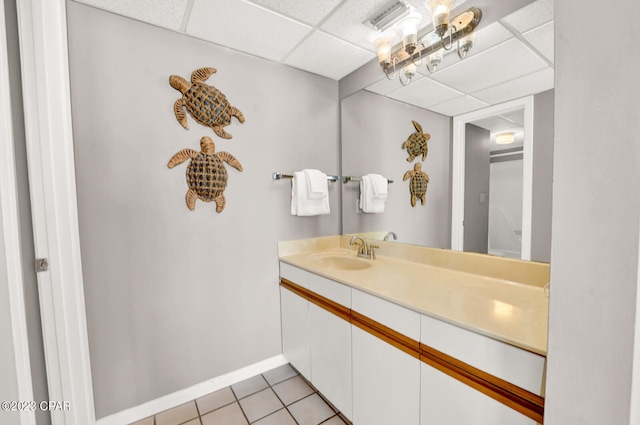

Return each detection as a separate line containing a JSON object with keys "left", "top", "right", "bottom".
{"left": 397, "top": 12, "right": 421, "bottom": 54}
{"left": 426, "top": 0, "right": 453, "bottom": 37}
{"left": 375, "top": 37, "right": 392, "bottom": 65}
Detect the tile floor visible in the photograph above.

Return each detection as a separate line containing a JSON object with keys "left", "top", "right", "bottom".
{"left": 130, "top": 364, "right": 351, "bottom": 425}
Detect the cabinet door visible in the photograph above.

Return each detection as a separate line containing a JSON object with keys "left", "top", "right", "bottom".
{"left": 310, "top": 304, "right": 352, "bottom": 420}
{"left": 421, "top": 364, "right": 536, "bottom": 425}
{"left": 280, "top": 264, "right": 310, "bottom": 380}
{"left": 352, "top": 326, "right": 420, "bottom": 425}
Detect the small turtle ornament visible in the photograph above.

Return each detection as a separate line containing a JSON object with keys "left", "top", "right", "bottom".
{"left": 402, "top": 120, "right": 431, "bottom": 162}
{"left": 169, "top": 67, "right": 245, "bottom": 139}
{"left": 168, "top": 136, "right": 243, "bottom": 213}
{"left": 403, "top": 163, "right": 430, "bottom": 207}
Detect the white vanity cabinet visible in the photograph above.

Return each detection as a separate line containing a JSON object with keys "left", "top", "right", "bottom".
{"left": 279, "top": 263, "right": 311, "bottom": 380}
{"left": 420, "top": 314, "right": 545, "bottom": 425}
{"left": 351, "top": 289, "right": 421, "bottom": 425}
{"left": 308, "top": 274, "right": 352, "bottom": 420}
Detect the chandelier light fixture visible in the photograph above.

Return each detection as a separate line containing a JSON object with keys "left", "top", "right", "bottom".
{"left": 368, "top": 1, "right": 482, "bottom": 86}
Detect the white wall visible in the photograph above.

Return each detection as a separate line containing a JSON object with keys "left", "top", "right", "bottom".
{"left": 341, "top": 90, "right": 451, "bottom": 248}
{"left": 66, "top": 2, "right": 340, "bottom": 418}
{"left": 545, "top": 0, "right": 640, "bottom": 423}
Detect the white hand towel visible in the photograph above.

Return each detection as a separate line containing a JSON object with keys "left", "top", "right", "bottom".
{"left": 359, "top": 174, "right": 387, "bottom": 213}
{"left": 291, "top": 171, "right": 330, "bottom": 216}
{"left": 303, "top": 169, "right": 328, "bottom": 200}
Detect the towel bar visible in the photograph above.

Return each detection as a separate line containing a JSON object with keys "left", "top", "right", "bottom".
{"left": 272, "top": 172, "right": 340, "bottom": 182}
{"left": 343, "top": 176, "right": 394, "bottom": 184}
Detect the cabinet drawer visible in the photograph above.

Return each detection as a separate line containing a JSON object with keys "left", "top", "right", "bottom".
{"left": 421, "top": 314, "right": 545, "bottom": 394}
{"left": 352, "top": 289, "right": 420, "bottom": 341}
{"left": 280, "top": 262, "right": 308, "bottom": 288}
{"left": 309, "top": 273, "right": 351, "bottom": 307}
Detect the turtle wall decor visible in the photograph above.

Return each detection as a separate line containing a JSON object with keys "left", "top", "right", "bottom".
{"left": 402, "top": 120, "right": 431, "bottom": 162}
{"left": 168, "top": 136, "right": 243, "bottom": 213}
{"left": 169, "top": 67, "right": 245, "bottom": 139}
{"left": 403, "top": 163, "right": 430, "bottom": 207}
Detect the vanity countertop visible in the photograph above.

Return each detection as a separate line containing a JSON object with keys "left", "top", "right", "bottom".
{"left": 279, "top": 236, "right": 549, "bottom": 356}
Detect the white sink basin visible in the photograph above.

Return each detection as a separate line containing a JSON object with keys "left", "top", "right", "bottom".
{"left": 311, "top": 254, "right": 372, "bottom": 271}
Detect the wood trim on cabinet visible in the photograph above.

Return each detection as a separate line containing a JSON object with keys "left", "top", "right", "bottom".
{"left": 279, "top": 277, "right": 545, "bottom": 423}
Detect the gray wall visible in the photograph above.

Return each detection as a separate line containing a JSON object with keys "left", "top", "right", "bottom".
{"left": 66, "top": 2, "right": 340, "bottom": 418}
{"left": 531, "top": 89, "right": 553, "bottom": 263}
{"left": 545, "top": 0, "right": 640, "bottom": 423}
{"left": 463, "top": 124, "right": 490, "bottom": 254}
{"left": 3, "top": 1, "right": 50, "bottom": 424}
{"left": 341, "top": 90, "right": 451, "bottom": 248}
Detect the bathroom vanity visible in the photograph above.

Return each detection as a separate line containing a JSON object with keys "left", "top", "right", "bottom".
{"left": 278, "top": 236, "right": 549, "bottom": 424}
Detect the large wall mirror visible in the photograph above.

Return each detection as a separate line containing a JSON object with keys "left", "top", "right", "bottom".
{"left": 340, "top": 0, "right": 553, "bottom": 262}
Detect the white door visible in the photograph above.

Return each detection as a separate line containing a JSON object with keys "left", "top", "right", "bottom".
{"left": 12, "top": 0, "right": 95, "bottom": 424}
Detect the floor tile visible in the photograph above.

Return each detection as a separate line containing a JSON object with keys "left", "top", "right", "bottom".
{"left": 183, "top": 419, "right": 202, "bottom": 425}
{"left": 130, "top": 416, "right": 154, "bottom": 425}
{"left": 196, "top": 387, "right": 236, "bottom": 415}
{"left": 321, "top": 415, "right": 348, "bottom": 424}
{"left": 155, "top": 401, "right": 199, "bottom": 425}
{"left": 237, "top": 388, "right": 283, "bottom": 423}
{"left": 272, "top": 375, "right": 315, "bottom": 406}
{"left": 201, "top": 402, "right": 247, "bottom": 425}
{"left": 231, "top": 375, "right": 269, "bottom": 399}
{"left": 251, "top": 408, "right": 297, "bottom": 425}
{"left": 288, "top": 393, "right": 335, "bottom": 425}
{"left": 262, "top": 363, "right": 298, "bottom": 386}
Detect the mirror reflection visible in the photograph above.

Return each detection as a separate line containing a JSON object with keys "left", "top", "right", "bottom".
{"left": 341, "top": 0, "right": 553, "bottom": 262}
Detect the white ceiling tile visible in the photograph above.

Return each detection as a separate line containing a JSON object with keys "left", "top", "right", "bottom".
{"left": 75, "top": 0, "right": 188, "bottom": 30}
{"left": 501, "top": 0, "right": 554, "bottom": 34}
{"left": 186, "top": 0, "right": 311, "bottom": 63}
{"left": 429, "top": 38, "right": 548, "bottom": 94}
{"left": 470, "top": 115, "right": 517, "bottom": 133}
{"left": 284, "top": 31, "right": 375, "bottom": 80}
{"left": 523, "top": 21, "right": 554, "bottom": 64}
{"left": 365, "top": 73, "right": 424, "bottom": 96}
{"left": 245, "top": 0, "right": 343, "bottom": 25}
{"left": 500, "top": 109, "right": 525, "bottom": 126}
{"left": 427, "top": 95, "right": 488, "bottom": 116}
{"left": 387, "top": 77, "right": 462, "bottom": 109}
{"left": 422, "top": 21, "right": 514, "bottom": 74}
{"left": 471, "top": 67, "right": 554, "bottom": 104}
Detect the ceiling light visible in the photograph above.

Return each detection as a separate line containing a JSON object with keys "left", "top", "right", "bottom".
{"left": 496, "top": 132, "right": 515, "bottom": 145}
{"left": 373, "top": 7, "right": 482, "bottom": 83}
{"left": 426, "top": 0, "right": 454, "bottom": 37}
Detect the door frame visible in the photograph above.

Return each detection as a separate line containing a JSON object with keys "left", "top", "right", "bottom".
{"left": 14, "top": 0, "right": 95, "bottom": 424}
{"left": 451, "top": 96, "right": 534, "bottom": 260}
{"left": 1, "top": 1, "right": 35, "bottom": 423}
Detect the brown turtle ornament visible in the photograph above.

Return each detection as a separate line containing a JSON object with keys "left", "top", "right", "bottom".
{"left": 169, "top": 67, "right": 245, "bottom": 139}
{"left": 168, "top": 136, "right": 243, "bottom": 213}
{"left": 403, "top": 163, "right": 430, "bottom": 207}
{"left": 402, "top": 120, "right": 431, "bottom": 162}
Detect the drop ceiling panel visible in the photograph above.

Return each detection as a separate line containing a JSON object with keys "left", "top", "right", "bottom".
{"left": 500, "top": 110, "right": 525, "bottom": 126}
{"left": 246, "top": 0, "right": 344, "bottom": 25}
{"left": 365, "top": 74, "right": 424, "bottom": 96}
{"left": 187, "top": 0, "right": 312, "bottom": 63}
{"left": 523, "top": 21, "right": 554, "bottom": 64}
{"left": 501, "top": 0, "right": 553, "bottom": 33}
{"left": 471, "top": 67, "right": 554, "bottom": 104}
{"left": 429, "top": 38, "right": 548, "bottom": 94}
{"left": 387, "top": 77, "right": 463, "bottom": 109}
{"left": 75, "top": 0, "right": 188, "bottom": 30}
{"left": 424, "top": 21, "right": 514, "bottom": 74}
{"left": 427, "top": 95, "right": 488, "bottom": 116}
{"left": 284, "top": 31, "right": 376, "bottom": 80}
{"left": 470, "top": 116, "right": 518, "bottom": 133}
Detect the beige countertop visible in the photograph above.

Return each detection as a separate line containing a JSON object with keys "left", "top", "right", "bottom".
{"left": 279, "top": 236, "right": 549, "bottom": 356}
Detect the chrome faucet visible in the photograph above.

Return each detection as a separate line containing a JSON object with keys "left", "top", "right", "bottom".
{"left": 349, "top": 235, "right": 379, "bottom": 260}
{"left": 383, "top": 231, "right": 398, "bottom": 241}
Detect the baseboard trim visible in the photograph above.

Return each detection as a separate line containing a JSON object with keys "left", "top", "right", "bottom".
{"left": 96, "top": 354, "right": 288, "bottom": 425}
